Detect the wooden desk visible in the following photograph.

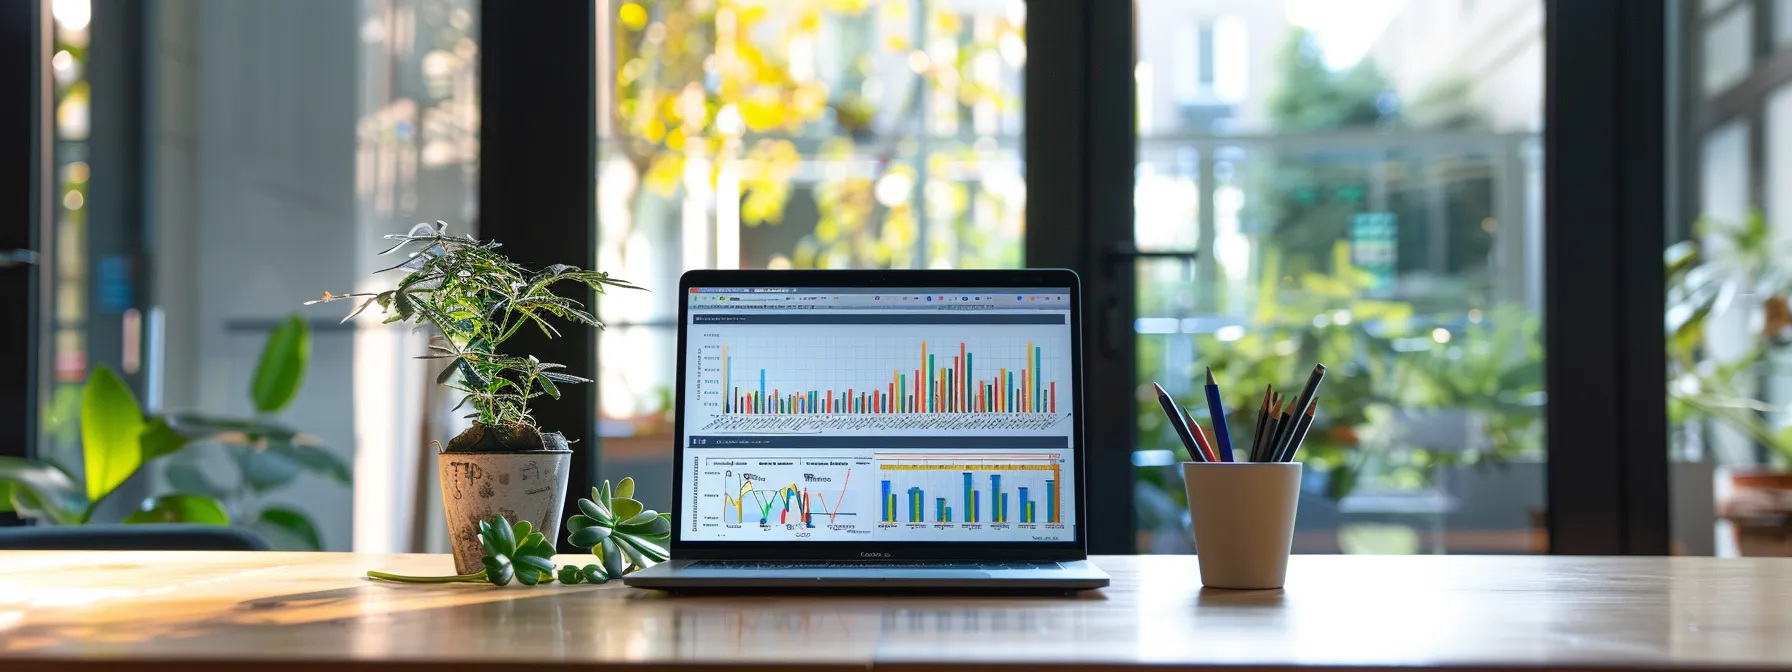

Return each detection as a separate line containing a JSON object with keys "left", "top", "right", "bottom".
{"left": 2, "top": 552, "right": 1790, "bottom": 671}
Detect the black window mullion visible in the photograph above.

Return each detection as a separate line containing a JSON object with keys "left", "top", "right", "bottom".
{"left": 1544, "top": 0, "right": 1670, "bottom": 555}
{"left": 477, "top": 1, "right": 598, "bottom": 552}
{"left": 1026, "top": 0, "right": 1136, "bottom": 554}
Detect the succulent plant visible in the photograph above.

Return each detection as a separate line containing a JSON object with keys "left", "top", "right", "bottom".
{"left": 565, "top": 477, "right": 670, "bottom": 582}
{"left": 366, "top": 514, "right": 599, "bottom": 586}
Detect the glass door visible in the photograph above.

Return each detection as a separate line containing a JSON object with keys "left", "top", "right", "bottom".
{"left": 1131, "top": 0, "right": 1548, "bottom": 554}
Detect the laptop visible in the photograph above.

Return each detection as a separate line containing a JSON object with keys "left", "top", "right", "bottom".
{"left": 624, "top": 269, "right": 1108, "bottom": 590}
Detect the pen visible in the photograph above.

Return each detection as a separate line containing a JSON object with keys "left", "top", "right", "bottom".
{"left": 1154, "top": 382, "right": 1206, "bottom": 462}
{"left": 1204, "top": 368, "right": 1234, "bottom": 461}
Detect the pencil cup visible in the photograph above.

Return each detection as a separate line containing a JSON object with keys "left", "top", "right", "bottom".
{"left": 1182, "top": 462, "right": 1302, "bottom": 589}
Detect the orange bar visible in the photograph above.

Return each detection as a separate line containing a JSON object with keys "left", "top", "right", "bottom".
{"left": 959, "top": 342, "right": 966, "bottom": 412}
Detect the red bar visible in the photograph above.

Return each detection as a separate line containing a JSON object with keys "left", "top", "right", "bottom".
{"left": 826, "top": 391, "right": 832, "bottom": 414}
{"left": 1050, "top": 382, "right": 1056, "bottom": 413}
{"left": 847, "top": 388, "right": 854, "bottom": 414}
{"left": 888, "top": 382, "right": 895, "bottom": 414}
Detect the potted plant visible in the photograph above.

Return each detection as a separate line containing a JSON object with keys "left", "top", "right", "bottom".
{"left": 1667, "top": 212, "right": 1792, "bottom": 556}
{"left": 309, "top": 222, "right": 640, "bottom": 573}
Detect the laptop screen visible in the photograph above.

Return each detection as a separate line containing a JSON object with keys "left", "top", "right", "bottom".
{"left": 679, "top": 286, "right": 1076, "bottom": 544}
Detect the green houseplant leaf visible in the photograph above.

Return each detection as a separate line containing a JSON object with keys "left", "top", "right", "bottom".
{"left": 564, "top": 479, "right": 671, "bottom": 581}
{"left": 81, "top": 366, "right": 144, "bottom": 508}
{"left": 253, "top": 507, "right": 324, "bottom": 551}
{"left": 123, "top": 494, "right": 230, "bottom": 525}
{"left": 0, "top": 456, "right": 87, "bottom": 524}
{"left": 139, "top": 417, "right": 190, "bottom": 462}
{"left": 251, "top": 314, "right": 310, "bottom": 414}
{"left": 163, "top": 461, "right": 230, "bottom": 499}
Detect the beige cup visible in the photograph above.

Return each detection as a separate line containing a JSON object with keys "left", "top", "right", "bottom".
{"left": 1182, "top": 462, "right": 1302, "bottom": 589}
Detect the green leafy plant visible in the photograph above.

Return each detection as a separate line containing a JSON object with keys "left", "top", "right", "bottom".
{"left": 308, "top": 222, "right": 639, "bottom": 440}
{"left": 0, "top": 314, "right": 348, "bottom": 549}
{"left": 1667, "top": 211, "right": 1792, "bottom": 466}
{"left": 565, "top": 477, "right": 671, "bottom": 579}
{"left": 366, "top": 515, "right": 591, "bottom": 586}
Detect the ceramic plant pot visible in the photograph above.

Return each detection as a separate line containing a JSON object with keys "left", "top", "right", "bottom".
{"left": 437, "top": 433, "right": 572, "bottom": 575}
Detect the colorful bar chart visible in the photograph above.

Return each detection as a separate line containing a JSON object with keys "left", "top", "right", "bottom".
{"left": 722, "top": 341, "right": 1058, "bottom": 415}
{"left": 880, "top": 453, "right": 1063, "bottom": 525}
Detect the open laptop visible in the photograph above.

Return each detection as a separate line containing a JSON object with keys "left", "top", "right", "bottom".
{"left": 623, "top": 269, "right": 1109, "bottom": 590}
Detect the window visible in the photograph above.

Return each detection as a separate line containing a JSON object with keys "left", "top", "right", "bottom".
{"left": 593, "top": 0, "right": 1027, "bottom": 512}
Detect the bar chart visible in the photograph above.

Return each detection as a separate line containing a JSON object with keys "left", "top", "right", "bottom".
{"left": 876, "top": 452, "right": 1066, "bottom": 526}
{"left": 721, "top": 340, "right": 1058, "bottom": 416}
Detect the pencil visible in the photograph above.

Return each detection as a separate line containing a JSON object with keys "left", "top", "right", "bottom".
{"left": 1181, "top": 405, "right": 1219, "bottom": 463}
{"left": 1268, "top": 399, "right": 1297, "bottom": 461}
{"left": 1203, "top": 368, "right": 1234, "bottom": 461}
{"left": 1248, "top": 385, "right": 1272, "bottom": 462}
{"left": 1276, "top": 364, "right": 1328, "bottom": 459}
{"left": 1154, "top": 382, "right": 1206, "bottom": 462}
{"left": 1257, "top": 391, "right": 1282, "bottom": 462}
{"left": 1277, "top": 399, "right": 1319, "bottom": 462}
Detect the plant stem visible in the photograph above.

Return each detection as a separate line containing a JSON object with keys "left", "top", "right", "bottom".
{"left": 366, "top": 570, "right": 487, "bottom": 584}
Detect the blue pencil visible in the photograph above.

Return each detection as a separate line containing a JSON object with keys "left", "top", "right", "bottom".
{"left": 1204, "top": 367, "right": 1234, "bottom": 461}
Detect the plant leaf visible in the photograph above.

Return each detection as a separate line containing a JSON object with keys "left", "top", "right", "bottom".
{"left": 620, "top": 509, "right": 658, "bottom": 526}
{"left": 0, "top": 456, "right": 86, "bottom": 523}
{"left": 614, "top": 536, "right": 649, "bottom": 569}
{"left": 612, "top": 497, "right": 644, "bottom": 522}
{"left": 139, "top": 417, "right": 190, "bottom": 462}
{"left": 599, "top": 537, "right": 628, "bottom": 577}
{"left": 578, "top": 495, "right": 612, "bottom": 522}
{"left": 536, "top": 374, "right": 561, "bottom": 400}
{"left": 618, "top": 533, "right": 669, "bottom": 561}
{"left": 515, "top": 554, "right": 554, "bottom": 574}
{"left": 512, "top": 519, "right": 532, "bottom": 542}
{"left": 491, "top": 514, "right": 517, "bottom": 556}
{"left": 251, "top": 314, "right": 310, "bottom": 414}
{"left": 265, "top": 442, "right": 352, "bottom": 485}
{"left": 253, "top": 507, "right": 324, "bottom": 551}
{"left": 583, "top": 563, "right": 607, "bottom": 584}
{"left": 81, "top": 366, "right": 145, "bottom": 505}
{"left": 569, "top": 525, "right": 612, "bottom": 547}
{"left": 122, "top": 494, "right": 230, "bottom": 525}
{"left": 163, "top": 461, "right": 230, "bottom": 498}
{"left": 614, "top": 476, "right": 635, "bottom": 500}
{"left": 620, "top": 515, "right": 671, "bottom": 537}
{"left": 566, "top": 514, "right": 596, "bottom": 532}
{"left": 235, "top": 447, "right": 301, "bottom": 491}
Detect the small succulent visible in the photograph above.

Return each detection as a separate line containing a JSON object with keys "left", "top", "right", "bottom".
{"left": 565, "top": 477, "right": 670, "bottom": 581}
{"left": 366, "top": 514, "right": 601, "bottom": 586}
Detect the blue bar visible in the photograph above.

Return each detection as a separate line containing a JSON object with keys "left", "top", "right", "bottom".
{"left": 973, "top": 491, "right": 981, "bottom": 523}
{"left": 908, "top": 487, "right": 922, "bottom": 523}
{"left": 991, "top": 474, "right": 1003, "bottom": 522}
{"left": 1019, "top": 487, "right": 1030, "bottom": 523}
{"left": 963, "top": 473, "right": 974, "bottom": 523}
{"left": 936, "top": 497, "right": 947, "bottom": 522}
{"left": 881, "top": 480, "right": 892, "bottom": 522}
{"left": 1046, "top": 480, "right": 1056, "bottom": 523}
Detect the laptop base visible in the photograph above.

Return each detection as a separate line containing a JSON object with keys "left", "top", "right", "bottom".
{"left": 622, "top": 559, "right": 1110, "bottom": 591}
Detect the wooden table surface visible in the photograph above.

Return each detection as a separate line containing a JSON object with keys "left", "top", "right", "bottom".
{"left": 1, "top": 552, "right": 1790, "bottom": 671}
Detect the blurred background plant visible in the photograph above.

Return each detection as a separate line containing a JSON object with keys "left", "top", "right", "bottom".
{"left": 1666, "top": 210, "right": 1792, "bottom": 465}
{"left": 1135, "top": 242, "right": 1543, "bottom": 533}
{"left": 6, "top": 315, "right": 348, "bottom": 550}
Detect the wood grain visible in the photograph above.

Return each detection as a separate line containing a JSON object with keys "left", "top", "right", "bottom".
{"left": 1, "top": 552, "right": 1789, "bottom": 671}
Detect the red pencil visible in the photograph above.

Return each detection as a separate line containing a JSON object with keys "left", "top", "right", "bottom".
{"left": 1181, "top": 406, "right": 1220, "bottom": 463}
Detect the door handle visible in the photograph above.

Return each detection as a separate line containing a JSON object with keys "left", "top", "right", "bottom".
{"left": 0, "top": 249, "right": 39, "bottom": 268}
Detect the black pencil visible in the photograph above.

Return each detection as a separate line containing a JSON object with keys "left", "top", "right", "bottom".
{"left": 1277, "top": 399, "right": 1319, "bottom": 462}
{"left": 1275, "top": 364, "right": 1328, "bottom": 460}
{"left": 1248, "top": 385, "right": 1272, "bottom": 462}
{"left": 1153, "top": 382, "right": 1205, "bottom": 462}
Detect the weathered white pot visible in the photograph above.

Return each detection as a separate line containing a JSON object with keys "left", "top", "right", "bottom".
{"left": 438, "top": 449, "right": 571, "bottom": 575}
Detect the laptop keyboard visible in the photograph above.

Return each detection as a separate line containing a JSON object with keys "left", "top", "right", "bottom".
{"left": 690, "top": 561, "right": 1062, "bottom": 571}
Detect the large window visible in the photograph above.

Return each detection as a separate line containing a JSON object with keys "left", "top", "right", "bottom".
{"left": 1132, "top": 0, "right": 1547, "bottom": 554}
{"left": 592, "top": 0, "right": 1027, "bottom": 512}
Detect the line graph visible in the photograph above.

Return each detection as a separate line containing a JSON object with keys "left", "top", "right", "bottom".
{"left": 723, "top": 468, "right": 855, "bottom": 527}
